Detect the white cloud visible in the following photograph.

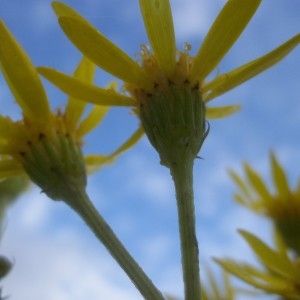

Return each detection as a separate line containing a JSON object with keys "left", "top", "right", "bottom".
{"left": 9, "top": 188, "right": 52, "bottom": 231}
{"left": 121, "top": 151, "right": 174, "bottom": 206}
{"left": 1, "top": 216, "right": 141, "bottom": 300}
{"left": 0, "top": 181, "right": 180, "bottom": 300}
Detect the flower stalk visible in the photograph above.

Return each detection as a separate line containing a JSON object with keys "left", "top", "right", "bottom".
{"left": 138, "top": 81, "right": 208, "bottom": 300}
{"left": 63, "top": 188, "right": 165, "bottom": 300}
{"left": 170, "top": 159, "right": 201, "bottom": 300}
{"left": 19, "top": 129, "right": 164, "bottom": 300}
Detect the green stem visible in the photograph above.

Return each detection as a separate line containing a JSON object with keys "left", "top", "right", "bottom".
{"left": 63, "top": 189, "right": 165, "bottom": 300}
{"left": 170, "top": 159, "right": 201, "bottom": 300}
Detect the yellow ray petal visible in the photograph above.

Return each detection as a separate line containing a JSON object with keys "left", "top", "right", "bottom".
{"left": 228, "top": 169, "right": 251, "bottom": 197}
{"left": 0, "top": 159, "right": 24, "bottom": 179}
{"left": 139, "top": 0, "right": 176, "bottom": 76}
{"left": 273, "top": 230, "right": 289, "bottom": 259}
{"left": 65, "top": 57, "right": 96, "bottom": 132}
{"left": 109, "top": 125, "right": 144, "bottom": 157}
{"left": 244, "top": 163, "right": 271, "bottom": 200}
{"left": 204, "top": 34, "right": 300, "bottom": 101}
{"left": 52, "top": 1, "right": 91, "bottom": 24}
{"left": 270, "top": 152, "right": 291, "bottom": 199}
{"left": 0, "top": 142, "right": 11, "bottom": 155}
{"left": 206, "top": 105, "right": 240, "bottom": 119}
{"left": 85, "top": 155, "right": 115, "bottom": 174}
{"left": 85, "top": 126, "right": 144, "bottom": 173}
{"left": 215, "top": 258, "right": 291, "bottom": 293}
{"left": 205, "top": 266, "right": 221, "bottom": 299}
{"left": 77, "top": 105, "right": 109, "bottom": 137}
{"left": 0, "top": 116, "right": 19, "bottom": 141}
{"left": 0, "top": 21, "right": 51, "bottom": 125}
{"left": 233, "top": 194, "right": 247, "bottom": 207}
{"left": 190, "top": 0, "right": 261, "bottom": 83}
{"left": 38, "top": 67, "right": 137, "bottom": 107}
{"left": 58, "top": 17, "right": 149, "bottom": 86}
{"left": 239, "top": 230, "right": 300, "bottom": 280}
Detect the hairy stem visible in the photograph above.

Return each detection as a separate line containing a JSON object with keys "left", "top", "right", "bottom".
{"left": 63, "top": 189, "right": 165, "bottom": 300}
{"left": 170, "top": 159, "right": 201, "bottom": 300}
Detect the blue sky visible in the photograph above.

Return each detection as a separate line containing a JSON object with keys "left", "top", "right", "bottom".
{"left": 0, "top": 0, "right": 300, "bottom": 299}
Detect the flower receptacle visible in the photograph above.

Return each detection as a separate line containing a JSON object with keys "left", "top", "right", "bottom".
{"left": 139, "top": 82, "right": 208, "bottom": 169}
{"left": 20, "top": 131, "right": 86, "bottom": 201}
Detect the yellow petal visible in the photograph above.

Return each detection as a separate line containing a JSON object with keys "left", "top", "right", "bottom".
{"left": 0, "top": 159, "right": 24, "bottom": 179}
{"left": 58, "top": 17, "right": 149, "bottom": 86}
{"left": 0, "top": 116, "right": 18, "bottom": 141}
{"left": 0, "top": 21, "right": 51, "bottom": 125}
{"left": 65, "top": 57, "right": 96, "bottom": 132}
{"left": 139, "top": 0, "right": 176, "bottom": 76}
{"left": 233, "top": 194, "right": 247, "bottom": 206}
{"left": 206, "top": 105, "right": 240, "bottom": 119}
{"left": 215, "top": 258, "right": 290, "bottom": 292}
{"left": 214, "top": 259, "right": 262, "bottom": 289}
{"left": 77, "top": 105, "right": 109, "bottom": 137}
{"left": 109, "top": 125, "right": 144, "bottom": 157}
{"left": 223, "top": 271, "right": 235, "bottom": 300}
{"left": 205, "top": 267, "right": 221, "bottom": 299}
{"left": 38, "top": 67, "right": 137, "bottom": 106}
{"left": 204, "top": 34, "right": 300, "bottom": 101}
{"left": 52, "top": 2, "right": 91, "bottom": 24}
{"left": 229, "top": 169, "right": 251, "bottom": 197}
{"left": 0, "top": 142, "right": 12, "bottom": 155}
{"left": 85, "top": 126, "right": 144, "bottom": 173}
{"left": 244, "top": 163, "right": 271, "bottom": 200}
{"left": 273, "top": 229, "right": 289, "bottom": 259}
{"left": 239, "top": 230, "right": 300, "bottom": 280}
{"left": 270, "top": 152, "right": 291, "bottom": 199}
{"left": 85, "top": 155, "right": 115, "bottom": 174}
{"left": 190, "top": 0, "right": 261, "bottom": 83}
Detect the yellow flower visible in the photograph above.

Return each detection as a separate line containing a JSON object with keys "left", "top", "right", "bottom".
{"left": 215, "top": 229, "right": 300, "bottom": 299}
{"left": 0, "top": 21, "right": 142, "bottom": 199}
{"left": 38, "top": 0, "right": 299, "bottom": 167}
{"left": 229, "top": 153, "right": 300, "bottom": 255}
{"left": 38, "top": 1, "right": 300, "bottom": 118}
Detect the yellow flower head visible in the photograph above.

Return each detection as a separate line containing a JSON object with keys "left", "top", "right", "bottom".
{"left": 39, "top": 0, "right": 300, "bottom": 115}
{"left": 38, "top": 1, "right": 299, "bottom": 166}
{"left": 0, "top": 21, "right": 141, "bottom": 199}
{"left": 230, "top": 153, "right": 300, "bottom": 255}
{"left": 216, "top": 229, "right": 300, "bottom": 299}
